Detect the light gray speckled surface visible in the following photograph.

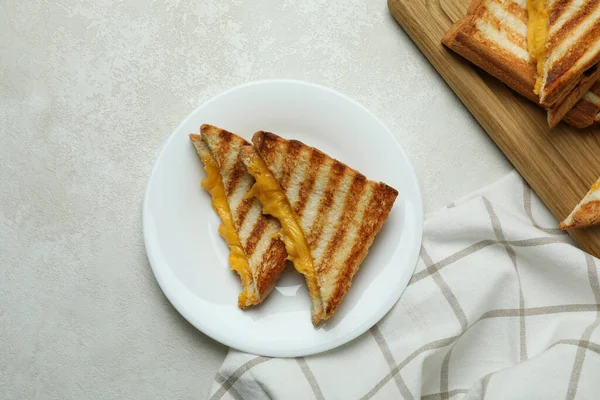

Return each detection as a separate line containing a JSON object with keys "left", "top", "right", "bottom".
{"left": 0, "top": 0, "right": 511, "bottom": 398}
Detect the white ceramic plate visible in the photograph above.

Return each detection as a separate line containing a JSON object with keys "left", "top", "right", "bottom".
{"left": 143, "top": 80, "right": 423, "bottom": 357}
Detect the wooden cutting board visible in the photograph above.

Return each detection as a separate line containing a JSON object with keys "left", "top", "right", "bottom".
{"left": 388, "top": 0, "right": 600, "bottom": 257}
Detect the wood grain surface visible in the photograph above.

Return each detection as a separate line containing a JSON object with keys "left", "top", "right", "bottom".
{"left": 388, "top": 0, "right": 600, "bottom": 256}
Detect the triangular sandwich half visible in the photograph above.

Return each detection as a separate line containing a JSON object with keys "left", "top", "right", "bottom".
{"left": 560, "top": 177, "right": 600, "bottom": 230}
{"left": 189, "top": 125, "right": 287, "bottom": 308}
{"left": 528, "top": 0, "right": 600, "bottom": 112}
{"left": 240, "top": 131, "right": 398, "bottom": 325}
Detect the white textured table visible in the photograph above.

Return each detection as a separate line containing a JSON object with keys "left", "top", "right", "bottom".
{"left": 0, "top": 0, "right": 511, "bottom": 398}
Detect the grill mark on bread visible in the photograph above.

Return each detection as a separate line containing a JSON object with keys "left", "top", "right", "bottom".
{"left": 202, "top": 125, "right": 242, "bottom": 173}
{"left": 317, "top": 174, "right": 367, "bottom": 276}
{"left": 547, "top": 19, "right": 600, "bottom": 88}
{"left": 343, "top": 185, "right": 398, "bottom": 270}
{"left": 244, "top": 215, "right": 268, "bottom": 257}
{"left": 295, "top": 150, "right": 325, "bottom": 217}
{"left": 218, "top": 128, "right": 233, "bottom": 146}
{"left": 234, "top": 197, "right": 254, "bottom": 231}
{"left": 548, "top": 0, "right": 598, "bottom": 51}
{"left": 549, "top": 0, "right": 575, "bottom": 26}
{"left": 238, "top": 199, "right": 261, "bottom": 248}
{"left": 227, "top": 165, "right": 255, "bottom": 222}
{"left": 550, "top": 0, "right": 591, "bottom": 35}
{"left": 472, "top": 16, "right": 530, "bottom": 62}
{"left": 482, "top": 5, "right": 527, "bottom": 48}
{"left": 225, "top": 160, "right": 245, "bottom": 199}
{"left": 483, "top": 21, "right": 522, "bottom": 48}
{"left": 284, "top": 148, "right": 312, "bottom": 207}
{"left": 485, "top": 0, "right": 527, "bottom": 29}
{"left": 319, "top": 184, "right": 374, "bottom": 311}
{"left": 545, "top": 1, "right": 600, "bottom": 95}
{"left": 222, "top": 138, "right": 241, "bottom": 173}
{"left": 299, "top": 158, "right": 333, "bottom": 233}
{"left": 248, "top": 219, "right": 278, "bottom": 265}
{"left": 212, "top": 130, "right": 233, "bottom": 170}
{"left": 270, "top": 140, "right": 287, "bottom": 182}
{"left": 305, "top": 161, "right": 347, "bottom": 251}
{"left": 247, "top": 220, "right": 286, "bottom": 301}
{"left": 310, "top": 171, "right": 355, "bottom": 268}
{"left": 483, "top": 0, "right": 528, "bottom": 36}
{"left": 323, "top": 184, "right": 398, "bottom": 316}
{"left": 254, "top": 238, "right": 287, "bottom": 296}
{"left": 506, "top": 0, "right": 527, "bottom": 23}
{"left": 279, "top": 140, "right": 302, "bottom": 189}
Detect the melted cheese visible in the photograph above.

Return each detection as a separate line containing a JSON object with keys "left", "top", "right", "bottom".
{"left": 201, "top": 159, "right": 253, "bottom": 305}
{"left": 245, "top": 156, "right": 320, "bottom": 302}
{"left": 527, "top": 0, "right": 548, "bottom": 95}
{"left": 591, "top": 180, "right": 600, "bottom": 193}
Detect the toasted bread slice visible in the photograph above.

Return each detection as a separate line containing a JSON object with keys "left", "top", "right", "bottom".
{"left": 442, "top": 0, "right": 600, "bottom": 127}
{"left": 443, "top": 0, "right": 538, "bottom": 102}
{"left": 190, "top": 125, "right": 287, "bottom": 308}
{"left": 536, "top": 1, "right": 600, "bottom": 109}
{"left": 240, "top": 132, "right": 398, "bottom": 324}
{"left": 560, "top": 177, "right": 600, "bottom": 230}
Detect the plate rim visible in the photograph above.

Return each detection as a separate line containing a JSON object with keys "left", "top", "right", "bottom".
{"left": 143, "top": 79, "right": 424, "bottom": 357}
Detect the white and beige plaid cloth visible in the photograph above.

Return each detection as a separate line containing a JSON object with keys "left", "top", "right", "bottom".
{"left": 208, "top": 172, "right": 600, "bottom": 400}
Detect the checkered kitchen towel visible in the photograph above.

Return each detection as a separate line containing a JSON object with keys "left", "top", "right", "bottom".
{"left": 209, "top": 172, "right": 600, "bottom": 400}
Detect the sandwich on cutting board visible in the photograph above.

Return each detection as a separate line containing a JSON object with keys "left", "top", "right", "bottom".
{"left": 528, "top": 0, "right": 600, "bottom": 120}
{"left": 560, "top": 178, "right": 600, "bottom": 230}
{"left": 190, "top": 125, "right": 288, "bottom": 308}
{"left": 442, "top": 0, "right": 600, "bottom": 128}
{"left": 240, "top": 132, "right": 398, "bottom": 325}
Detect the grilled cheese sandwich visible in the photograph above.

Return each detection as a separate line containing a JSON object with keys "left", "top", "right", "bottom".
{"left": 443, "top": 0, "right": 600, "bottom": 127}
{"left": 241, "top": 131, "right": 398, "bottom": 325}
{"left": 190, "top": 125, "right": 288, "bottom": 308}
